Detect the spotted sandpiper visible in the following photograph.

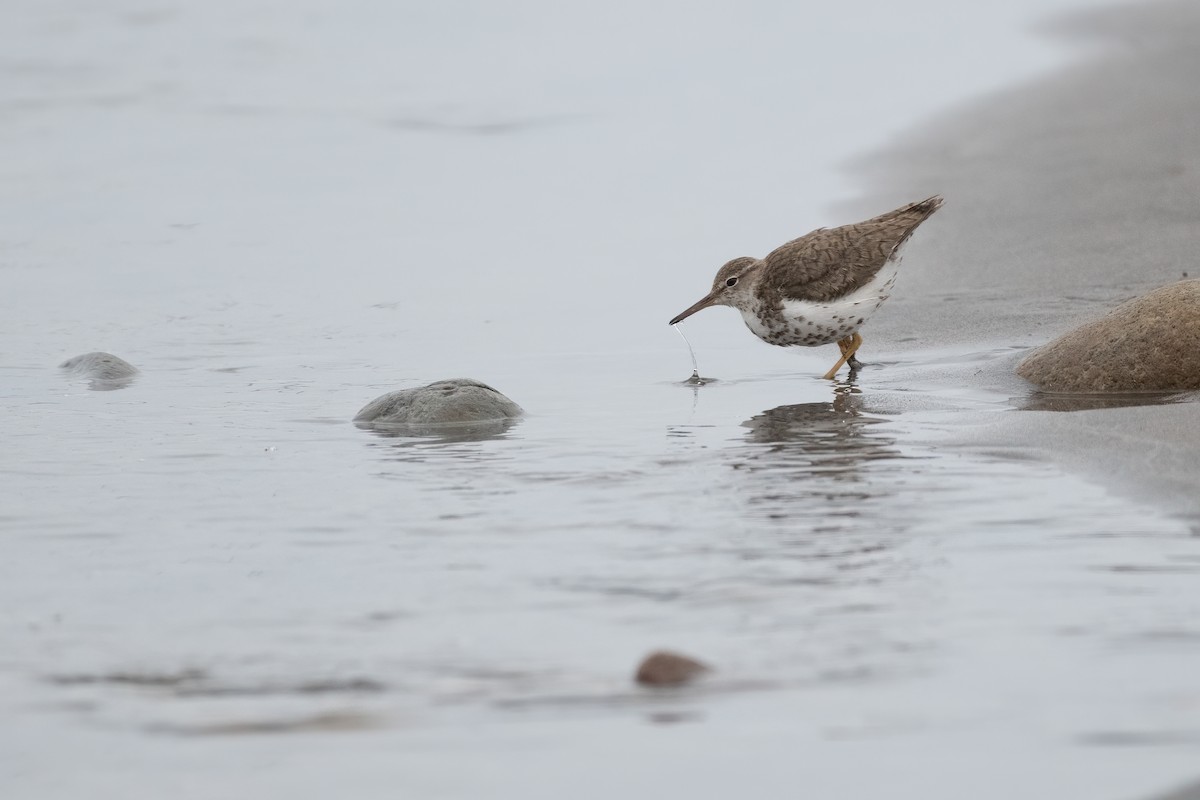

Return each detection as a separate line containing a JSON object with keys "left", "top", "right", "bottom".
{"left": 669, "top": 196, "right": 943, "bottom": 379}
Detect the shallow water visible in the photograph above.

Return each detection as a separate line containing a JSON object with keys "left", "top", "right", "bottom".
{"left": 5, "top": 1, "right": 1200, "bottom": 799}
{"left": 8, "top": 342, "right": 1200, "bottom": 798}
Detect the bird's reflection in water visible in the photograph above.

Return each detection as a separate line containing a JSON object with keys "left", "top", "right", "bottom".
{"left": 713, "top": 383, "right": 923, "bottom": 667}
{"left": 732, "top": 383, "right": 907, "bottom": 535}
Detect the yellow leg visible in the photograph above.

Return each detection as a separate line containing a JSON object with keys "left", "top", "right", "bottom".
{"left": 848, "top": 332, "right": 863, "bottom": 362}
{"left": 821, "top": 333, "right": 864, "bottom": 380}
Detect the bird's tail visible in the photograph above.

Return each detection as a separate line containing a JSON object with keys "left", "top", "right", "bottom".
{"left": 897, "top": 195, "right": 944, "bottom": 220}
{"left": 867, "top": 195, "right": 943, "bottom": 259}
{"left": 862, "top": 194, "right": 944, "bottom": 228}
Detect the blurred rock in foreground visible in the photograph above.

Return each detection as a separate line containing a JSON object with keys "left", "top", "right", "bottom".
{"left": 634, "top": 651, "right": 710, "bottom": 687}
{"left": 1017, "top": 280, "right": 1200, "bottom": 392}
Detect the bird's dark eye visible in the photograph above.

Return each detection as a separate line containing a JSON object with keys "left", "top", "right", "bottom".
{"left": 725, "top": 276, "right": 738, "bottom": 287}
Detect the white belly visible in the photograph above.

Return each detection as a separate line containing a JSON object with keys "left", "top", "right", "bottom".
{"left": 740, "top": 262, "right": 899, "bottom": 347}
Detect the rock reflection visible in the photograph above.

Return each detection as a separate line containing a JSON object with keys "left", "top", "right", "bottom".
{"left": 83, "top": 375, "right": 138, "bottom": 391}
{"left": 1021, "top": 390, "right": 1197, "bottom": 412}
{"left": 355, "top": 418, "right": 521, "bottom": 469}
{"left": 355, "top": 418, "right": 519, "bottom": 445}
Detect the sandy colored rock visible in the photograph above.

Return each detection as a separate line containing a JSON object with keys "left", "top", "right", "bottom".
{"left": 1016, "top": 280, "right": 1200, "bottom": 393}
{"left": 354, "top": 378, "right": 523, "bottom": 425}
{"left": 634, "top": 650, "right": 710, "bottom": 687}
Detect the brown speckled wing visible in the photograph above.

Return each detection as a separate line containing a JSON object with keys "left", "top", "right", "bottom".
{"left": 756, "top": 196, "right": 943, "bottom": 305}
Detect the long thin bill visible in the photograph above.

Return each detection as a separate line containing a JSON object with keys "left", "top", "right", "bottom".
{"left": 668, "top": 293, "right": 716, "bottom": 325}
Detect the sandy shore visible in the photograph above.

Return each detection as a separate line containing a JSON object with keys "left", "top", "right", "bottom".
{"left": 847, "top": 0, "right": 1200, "bottom": 520}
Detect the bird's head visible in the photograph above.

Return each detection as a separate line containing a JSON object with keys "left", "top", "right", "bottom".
{"left": 669, "top": 256, "right": 761, "bottom": 325}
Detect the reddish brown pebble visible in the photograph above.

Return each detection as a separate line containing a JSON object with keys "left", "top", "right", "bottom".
{"left": 634, "top": 651, "right": 710, "bottom": 687}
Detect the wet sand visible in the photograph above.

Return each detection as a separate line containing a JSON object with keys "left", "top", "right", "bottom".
{"left": 849, "top": 0, "right": 1200, "bottom": 518}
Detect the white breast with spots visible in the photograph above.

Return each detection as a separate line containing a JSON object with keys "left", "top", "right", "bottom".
{"left": 739, "top": 262, "right": 899, "bottom": 348}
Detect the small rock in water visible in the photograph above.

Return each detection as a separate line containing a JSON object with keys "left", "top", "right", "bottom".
{"left": 634, "top": 650, "right": 711, "bottom": 687}
{"left": 1017, "top": 280, "right": 1200, "bottom": 393}
{"left": 354, "top": 378, "right": 523, "bottom": 425}
{"left": 59, "top": 351, "right": 138, "bottom": 389}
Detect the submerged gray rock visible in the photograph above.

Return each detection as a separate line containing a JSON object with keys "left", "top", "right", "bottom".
{"left": 1017, "top": 280, "right": 1200, "bottom": 393}
{"left": 59, "top": 352, "right": 138, "bottom": 390}
{"left": 354, "top": 378, "right": 523, "bottom": 426}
